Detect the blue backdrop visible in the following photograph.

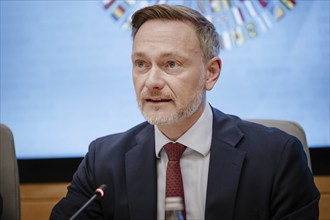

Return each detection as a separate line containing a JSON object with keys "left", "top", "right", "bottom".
{"left": 1, "top": 0, "right": 329, "bottom": 158}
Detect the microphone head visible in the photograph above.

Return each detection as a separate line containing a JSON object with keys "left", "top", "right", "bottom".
{"left": 95, "top": 184, "right": 107, "bottom": 198}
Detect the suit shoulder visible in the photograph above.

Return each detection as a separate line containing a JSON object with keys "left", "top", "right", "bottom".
{"left": 89, "top": 121, "right": 152, "bottom": 152}
{"left": 211, "top": 106, "right": 298, "bottom": 148}
{"left": 238, "top": 119, "right": 295, "bottom": 142}
{"left": 212, "top": 107, "right": 292, "bottom": 141}
{"left": 236, "top": 119, "right": 305, "bottom": 160}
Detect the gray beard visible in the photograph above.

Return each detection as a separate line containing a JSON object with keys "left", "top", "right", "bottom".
{"left": 138, "top": 90, "right": 206, "bottom": 126}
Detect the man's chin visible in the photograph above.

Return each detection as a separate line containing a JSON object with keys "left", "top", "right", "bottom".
{"left": 143, "top": 113, "right": 180, "bottom": 126}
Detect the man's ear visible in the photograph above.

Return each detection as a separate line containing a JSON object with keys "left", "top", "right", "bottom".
{"left": 205, "top": 57, "right": 221, "bottom": 91}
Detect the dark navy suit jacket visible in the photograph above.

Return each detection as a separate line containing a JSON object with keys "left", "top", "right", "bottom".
{"left": 50, "top": 107, "right": 319, "bottom": 219}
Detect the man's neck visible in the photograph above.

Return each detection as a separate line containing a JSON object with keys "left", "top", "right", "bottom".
{"left": 157, "top": 102, "right": 206, "bottom": 141}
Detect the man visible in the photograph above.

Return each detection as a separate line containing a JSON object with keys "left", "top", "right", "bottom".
{"left": 50, "top": 4, "right": 319, "bottom": 220}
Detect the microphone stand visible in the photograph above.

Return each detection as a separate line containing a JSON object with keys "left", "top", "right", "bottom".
{"left": 69, "top": 184, "right": 107, "bottom": 220}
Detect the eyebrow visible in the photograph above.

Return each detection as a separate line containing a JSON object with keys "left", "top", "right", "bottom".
{"left": 132, "top": 51, "right": 186, "bottom": 60}
{"left": 131, "top": 52, "right": 145, "bottom": 59}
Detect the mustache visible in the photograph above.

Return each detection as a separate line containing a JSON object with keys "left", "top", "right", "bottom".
{"left": 140, "top": 90, "right": 174, "bottom": 100}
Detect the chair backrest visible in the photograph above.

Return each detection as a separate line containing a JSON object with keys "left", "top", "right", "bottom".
{"left": 0, "top": 124, "right": 21, "bottom": 220}
{"left": 247, "top": 119, "right": 312, "bottom": 172}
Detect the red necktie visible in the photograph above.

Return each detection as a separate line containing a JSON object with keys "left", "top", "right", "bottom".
{"left": 164, "top": 142, "right": 186, "bottom": 218}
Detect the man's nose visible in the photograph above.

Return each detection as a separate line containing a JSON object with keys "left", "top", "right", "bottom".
{"left": 145, "top": 66, "right": 165, "bottom": 90}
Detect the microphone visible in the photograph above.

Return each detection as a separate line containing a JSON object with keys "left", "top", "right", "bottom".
{"left": 69, "top": 184, "right": 107, "bottom": 220}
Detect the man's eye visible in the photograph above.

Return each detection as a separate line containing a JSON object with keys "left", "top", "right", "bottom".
{"left": 167, "top": 61, "right": 178, "bottom": 68}
{"left": 136, "top": 61, "right": 145, "bottom": 68}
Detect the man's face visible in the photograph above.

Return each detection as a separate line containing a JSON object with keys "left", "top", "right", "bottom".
{"left": 132, "top": 20, "right": 207, "bottom": 125}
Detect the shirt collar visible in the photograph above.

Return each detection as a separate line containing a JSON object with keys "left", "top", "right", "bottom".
{"left": 155, "top": 103, "right": 213, "bottom": 158}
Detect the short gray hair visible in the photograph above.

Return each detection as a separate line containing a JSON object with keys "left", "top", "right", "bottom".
{"left": 131, "top": 4, "right": 220, "bottom": 61}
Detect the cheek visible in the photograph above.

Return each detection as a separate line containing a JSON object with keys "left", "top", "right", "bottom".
{"left": 170, "top": 75, "right": 200, "bottom": 95}
{"left": 183, "top": 79, "right": 205, "bottom": 99}
{"left": 133, "top": 75, "right": 143, "bottom": 93}
{"left": 174, "top": 83, "right": 196, "bottom": 101}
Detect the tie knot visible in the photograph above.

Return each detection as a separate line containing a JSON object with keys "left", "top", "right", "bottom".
{"left": 164, "top": 142, "right": 186, "bottom": 161}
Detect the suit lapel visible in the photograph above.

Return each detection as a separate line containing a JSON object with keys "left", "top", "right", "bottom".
{"left": 205, "top": 108, "right": 246, "bottom": 219}
{"left": 125, "top": 125, "right": 157, "bottom": 220}
{"left": 123, "top": 108, "right": 246, "bottom": 219}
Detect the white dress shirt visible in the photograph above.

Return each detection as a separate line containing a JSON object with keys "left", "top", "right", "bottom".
{"left": 155, "top": 104, "right": 213, "bottom": 219}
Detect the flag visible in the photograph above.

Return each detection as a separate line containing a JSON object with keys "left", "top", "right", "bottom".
{"left": 222, "top": 0, "right": 231, "bottom": 9}
{"left": 103, "top": 0, "right": 115, "bottom": 10}
{"left": 270, "top": 4, "right": 285, "bottom": 21}
{"left": 258, "top": 0, "right": 268, "bottom": 8}
{"left": 219, "top": 31, "right": 232, "bottom": 50}
{"left": 244, "top": 0, "right": 257, "bottom": 18}
{"left": 255, "top": 16, "right": 267, "bottom": 32}
{"left": 99, "top": 0, "right": 296, "bottom": 52}
{"left": 231, "top": 27, "right": 244, "bottom": 46}
{"left": 246, "top": 23, "right": 257, "bottom": 38}
{"left": 232, "top": 6, "right": 244, "bottom": 26}
{"left": 280, "top": 0, "right": 296, "bottom": 10}
{"left": 111, "top": 5, "right": 125, "bottom": 21}
{"left": 261, "top": 11, "right": 273, "bottom": 29}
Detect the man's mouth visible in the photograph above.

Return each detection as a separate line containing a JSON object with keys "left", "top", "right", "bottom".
{"left": 146, "top": 98, "right": 171, "bottom": 103}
